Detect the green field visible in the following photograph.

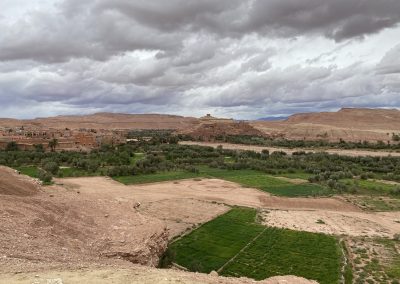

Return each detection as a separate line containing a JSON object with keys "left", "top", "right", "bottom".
{"left": 340, "top": 179, "right": 397, "bottom": 195}
{"left": 166, "top": 208, "right": 342, "bottom": 284}
{"left": 199, "top": 167, "right": 330, "bottom": 197}
{"left": 277, "top": 172, "right": 313, "bottom": 179}
{"left": 114, "top": 171, "right": 202, "bottom": 185}
{"left": 58, "top": 167, "right": 101, "bottom": 177}
{"left": 115, "top": 167, "right": 330, "bottom": 197}
{"left": 15, "top": 166, "right": 39, "bottom": 178}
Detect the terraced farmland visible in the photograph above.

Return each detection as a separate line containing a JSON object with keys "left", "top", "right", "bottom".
{"left": 166, "top": 207, "right": 342, "bottom": 284}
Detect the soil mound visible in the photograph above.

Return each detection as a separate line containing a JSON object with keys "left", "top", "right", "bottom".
{"left": 0, "top": 166, "right": 39, "bottom": 196}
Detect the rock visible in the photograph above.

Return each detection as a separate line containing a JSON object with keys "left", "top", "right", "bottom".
{"left": 209, "top": 270, "right": 218, "bottom": 277}
{"left": 133, "top": 202, "right": 141, "bottom": 209}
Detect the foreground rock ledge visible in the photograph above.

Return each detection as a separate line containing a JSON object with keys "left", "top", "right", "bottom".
{"left": 0, "top": 266, "right": 318, "bottom": 284}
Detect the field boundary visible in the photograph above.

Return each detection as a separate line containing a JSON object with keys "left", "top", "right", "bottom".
{"left": 217, "top": 227, "right": 267, "bottom": 273}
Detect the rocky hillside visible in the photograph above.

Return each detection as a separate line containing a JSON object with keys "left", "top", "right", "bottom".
{"left": 251, "top": 108, "right": 400, "bottom": 142}
{"left": 0, "top": 166, "right": 169, "bottom": 273}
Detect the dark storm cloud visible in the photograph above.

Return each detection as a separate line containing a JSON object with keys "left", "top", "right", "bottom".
{"left": 0, "top": 0, "right": 399, "bottom": 119}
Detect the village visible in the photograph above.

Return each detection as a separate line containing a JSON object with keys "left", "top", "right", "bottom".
{"left": 0, "top": 126, "right": 127, "bottom": 151}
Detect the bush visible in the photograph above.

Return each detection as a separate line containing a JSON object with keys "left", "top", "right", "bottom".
{"left": 42, "top": 161, "right": 59, "bottom": 175}
{"left": 37, "top": 169, "right": 52, "bottom": 183}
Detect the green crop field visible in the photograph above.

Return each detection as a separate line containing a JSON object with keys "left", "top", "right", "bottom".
{"left": 114, "top": 171, "right": 202, "bottom": 185}
{"left": 166, "top": 208, "right": 342, "bottom": 284}
{"left": 198, "top": 167, "right": 330, "bottom": 197}
{"left": 167, "top": 208, "right": 264, "bottom": 272}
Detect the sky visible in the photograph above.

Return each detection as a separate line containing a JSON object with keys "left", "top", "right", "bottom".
{"left": 0, "top": 0, "right": 400, "bottom": 119}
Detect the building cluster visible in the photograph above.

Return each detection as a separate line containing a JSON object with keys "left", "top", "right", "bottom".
{"left": 0, "top": 126, "right": 127, "bottom": 151}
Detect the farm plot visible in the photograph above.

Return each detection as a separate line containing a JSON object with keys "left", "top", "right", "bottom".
{"left": 167, "top": 208, "right": 342, "bottom": 284}
{"left": 167, "top": 208, "right": 264, "bottom": 273}
{"left": 221, "top": 227, "right": 341, "bottom": 283}
{"left": 199, "top": 168, "right": 331, "bottom": 197}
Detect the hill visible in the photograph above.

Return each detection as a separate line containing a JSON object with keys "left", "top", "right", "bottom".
{"left": 0, "top": 113, "right": 199, "bottom": 130}
{"left": 251, "top": 108, "right": 400, "bottom": 142}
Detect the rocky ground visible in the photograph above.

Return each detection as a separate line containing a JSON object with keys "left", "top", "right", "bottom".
{"left": 2, "top": 166, "right": 399, "bottom": 283}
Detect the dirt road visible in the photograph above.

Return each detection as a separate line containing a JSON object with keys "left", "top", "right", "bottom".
{"left": 180, "top": 141, "right": 400, "bottom": 157}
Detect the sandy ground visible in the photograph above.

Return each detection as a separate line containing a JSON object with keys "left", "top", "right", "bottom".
{"left": 180, "top": 141, "right": 400, "bottom": 157}
{"left": 0, "top": 267, "right": 317, "bottom": 284}
{"left": 56, "top": 177, "right": 400, "bottom": 238}
{"left": 59, "top": 177, "right": 359, "bottom": 212}
{"left": 261, "top": 209, "right": 400, "bottom": 238}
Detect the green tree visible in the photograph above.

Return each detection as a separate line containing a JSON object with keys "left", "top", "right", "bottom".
{"left": 33, "top": 144, "right": 45, "bottom": 152}
{"left": 5, "top": 141, "right": 19, "bottom": 151}
{"left": 48, "top": 138, "right": 58, "bottom": 152}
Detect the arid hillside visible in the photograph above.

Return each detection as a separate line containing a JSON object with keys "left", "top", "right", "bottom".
{"left": 0, "top": 113, "right": 199, "bottom": 130}
{"left": 179, "top": 120, "right": 264, "bottom": 141}
{"left": 0, "top": 166, "right": 169, "bottom": 273}
{"left": 251, "top": 108, "right": 400, "bottom": 142}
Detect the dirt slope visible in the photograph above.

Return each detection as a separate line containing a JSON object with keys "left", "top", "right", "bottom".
{"left": 0, "top": 166, "right": 39, "bottom": 196}
{"left": 0, "top": 167, "right": 169, "bottom": 273}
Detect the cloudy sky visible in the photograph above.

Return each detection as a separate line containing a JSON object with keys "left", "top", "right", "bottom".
{"left": 0, "top": 0, "right": 400, "bottom": 119}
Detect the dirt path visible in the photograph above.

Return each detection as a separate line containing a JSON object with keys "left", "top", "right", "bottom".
{"left": 180, "top": 141, "right": 400, "bottom": 157}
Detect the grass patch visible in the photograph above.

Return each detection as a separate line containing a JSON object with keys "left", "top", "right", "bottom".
{"left": 130, "top": 152, "right": 145, "bottom": 164}
{"left": 199, "top": 167, "right": 330, "bottom": 197}
{"left": 15, "top": 166, "right": 39, "bottom": 178}
{"left": 58, "top": 167, "right": 100, "bottom": 177}
{"left": 277, "top": 172, "right": 313, "bottom": 179}
{"left": 114, "top": 171, "right": 202, "bottom": 185}
{"left": 348, "top": 196, "right": 400, "bottom": 211}
{"left": 166, "top": 208, "right": 342, "bottom": 284}
{"left": 341, "top": 179, "right": 397, "bottom": 195}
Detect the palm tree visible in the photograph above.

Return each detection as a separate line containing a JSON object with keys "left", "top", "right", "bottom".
{"left": 48, "top": 138, "right": 58, "bottom": 152}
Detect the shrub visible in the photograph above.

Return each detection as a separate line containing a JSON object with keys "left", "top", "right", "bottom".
{"left": 37, "top": 169, "right": 52, "bottom": 183}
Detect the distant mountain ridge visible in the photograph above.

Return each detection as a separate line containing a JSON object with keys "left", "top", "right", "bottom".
{"left": 1, "top": 108, "right": 399, "bottom": 142}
